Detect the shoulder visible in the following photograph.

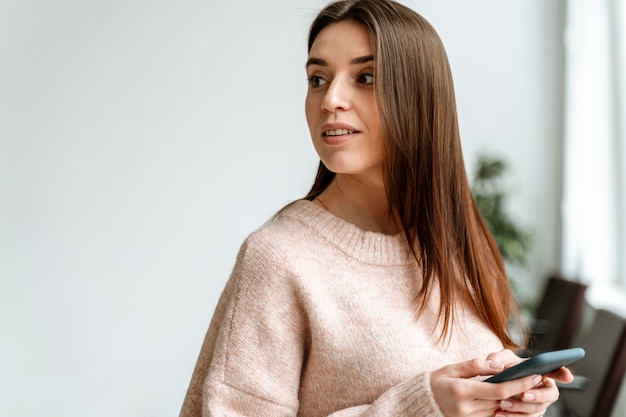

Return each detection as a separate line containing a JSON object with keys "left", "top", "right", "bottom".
{"left": 229, "top": 200, "right": 326, "bottom": 284}
{"left": 238, "top": 200, "right": 326, "bottom": 262}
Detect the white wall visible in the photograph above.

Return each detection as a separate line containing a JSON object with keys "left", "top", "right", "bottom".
{"left": 416, "top": 0, "right": 565, "bottom": 304}
{"left": 0, "top": 0, "right": 579, "bottom": 416}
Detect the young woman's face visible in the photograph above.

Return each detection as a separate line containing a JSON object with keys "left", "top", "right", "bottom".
{"left": 305, "top": 21, "right": 383, "bottom": 179}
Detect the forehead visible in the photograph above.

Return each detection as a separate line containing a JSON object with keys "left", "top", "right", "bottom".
{"left": 308, "top": 21, "right": 373, "bottom": 59}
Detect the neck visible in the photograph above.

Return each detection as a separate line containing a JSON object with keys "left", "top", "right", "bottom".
{"left": 316, "top": 174, "right": 401, "bottom": 235}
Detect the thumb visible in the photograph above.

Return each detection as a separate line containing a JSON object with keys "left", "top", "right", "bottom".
{"left": 441, "top": 357, "right": 505, "bottom": 379}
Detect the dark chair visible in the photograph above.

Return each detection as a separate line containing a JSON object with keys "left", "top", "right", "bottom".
{"left": 526, "top": 274, "right": 588, "bottom": 354}
{"left": 553, "top": 308, "right": 626, "bottom": 417}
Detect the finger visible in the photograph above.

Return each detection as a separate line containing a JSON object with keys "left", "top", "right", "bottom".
{"left": 521, "top": 377, "right": 560, "bottom": 404}
{"left": 486, "top": 349, "right": 525, "bottom": 368}
{"left": 477, "top": 373, "right": 544, "bottom": 400}
{"left": 497, "top": 378, "right": 560, "bottom": 414}
{"left": 497, "top": 400, "right": 548, "bottom": 415}
{"left": 458, "top": 399, "right": 502, "bottom": 417}
{"left": 435, "top": 357, "right": 506, "bottom": 379}
{"left": 498, "top": 397, "right": 550, "bottom": 414}
{"left": 495, "top": 406, "right": 549, "bottom": 417}
{"left": 544, "top": 366, "right": 574, "bottom": 383}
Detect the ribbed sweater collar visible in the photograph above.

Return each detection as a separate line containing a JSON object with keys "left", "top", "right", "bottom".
{"left": 278, "top": 199, "right": 415, "bottom": 266}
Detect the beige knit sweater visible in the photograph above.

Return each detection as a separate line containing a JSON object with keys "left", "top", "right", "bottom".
{"left": 180, "top": 199, "right": 504, "bottom": 417}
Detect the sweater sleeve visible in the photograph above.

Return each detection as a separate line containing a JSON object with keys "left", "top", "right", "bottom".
{"left": 326, "top": 373, "right": 444, "bottom": 417}
{"left": 179, "top": 234, "right": 446, "bottom": 417}
{"left": 180, "top": 235, "right": 306, "bottom": 416}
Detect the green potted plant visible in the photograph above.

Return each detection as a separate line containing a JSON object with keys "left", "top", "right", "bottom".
{"left": 471, "top": 154, "right": 534, "bottom": 311}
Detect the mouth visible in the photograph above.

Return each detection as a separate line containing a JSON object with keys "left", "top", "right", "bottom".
{"left": 323, "top": 129, "right": 358, "bottom": 136}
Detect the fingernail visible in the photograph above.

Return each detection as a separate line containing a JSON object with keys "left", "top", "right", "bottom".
{"left": 523, "top": 392, "right": 536, "bottom": 402}
{"left": 500, "top": 400, "right": 513, "bottom": 409}
{"left": 489, "top": 360, "right": 504, "bottom": 369}
{"left": 533, "top": 375, "right": 542, "bottom": 385}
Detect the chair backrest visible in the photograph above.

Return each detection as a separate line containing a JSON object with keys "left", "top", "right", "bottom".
{"left": 527, "top": 274, "right": 587, "bottom": 353}
{"left": 561, "top": 308, "right": 626, "bottom": 417}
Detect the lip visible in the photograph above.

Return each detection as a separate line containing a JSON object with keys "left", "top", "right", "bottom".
{"left": 320, "top": 122, "right": 360, "bottom": 145}
{"left": 321, "top": 122, "right": 359, "bottom": 134}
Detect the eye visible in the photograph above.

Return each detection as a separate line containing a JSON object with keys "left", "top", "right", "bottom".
{"left": 308, "top": 75, "right": 328, "bottom": 88}
{"left": 357, "top": 73, "right": 375, "bottom": 85}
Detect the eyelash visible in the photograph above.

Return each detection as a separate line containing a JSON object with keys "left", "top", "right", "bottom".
{"left": 307, "top": 73, "right": 375, "bottom": 88}
{"left": 357, "top": 73, "right": 375, "bottom": 85}
{"left": 307, "top": 75, "right": 327, "bottom": 88}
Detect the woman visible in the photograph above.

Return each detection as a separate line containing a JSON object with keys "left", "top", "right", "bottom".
{"left": 180, "top": 1, "right": 572, "bottom": 416}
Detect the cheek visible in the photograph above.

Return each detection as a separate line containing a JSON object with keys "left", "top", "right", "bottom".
{"left": 358, "top": 94, "right": 379, "bottom": 126}
{"left": 365, "top": 105, "right": 382, "bottom": 138}
{"left": 305, "top": 96, "right": 320, "bottom": 130}
{"left": 365, "top": 107, "right": 384, "bottom": 156}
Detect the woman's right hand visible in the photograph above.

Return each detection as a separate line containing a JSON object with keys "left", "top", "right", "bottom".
{"left": 429, "top": 356, "right": 542, "bottom": 417}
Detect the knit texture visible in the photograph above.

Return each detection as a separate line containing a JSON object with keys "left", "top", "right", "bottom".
{"left": 180, "top": 199, "right": 504, "bottom": 417}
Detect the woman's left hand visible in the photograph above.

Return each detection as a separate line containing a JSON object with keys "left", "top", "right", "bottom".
{"left": 486, "top": 350, "right": 574, "bottom": 417}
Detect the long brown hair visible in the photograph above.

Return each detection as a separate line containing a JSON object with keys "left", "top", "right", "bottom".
{"left": 304, "top": 0, "right": 521, "bottom": 348}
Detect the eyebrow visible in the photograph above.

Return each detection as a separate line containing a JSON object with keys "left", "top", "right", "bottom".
{"left": 305, "top": 55, "right": 375, "bottom": 68}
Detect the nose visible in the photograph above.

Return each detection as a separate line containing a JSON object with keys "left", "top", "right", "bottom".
{"left": 321, "top": 77, "right": 351, "bottom": 112}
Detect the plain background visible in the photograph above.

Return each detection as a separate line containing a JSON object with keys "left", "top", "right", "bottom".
{"left": 2, "top": 0, "right": 609, "bottom": 415}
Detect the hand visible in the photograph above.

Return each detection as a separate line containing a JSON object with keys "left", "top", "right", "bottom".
{"left": 430, "top": 350, "right": 574, "bottom": 417}
{"left": 493, "top": 376, "right": 560, "bottom": 417}
{"left": 430, "top": 355, "right": 542, "bottom": 417}
{"left": 484, "top": 349, "right": 574, "bottom": 385}
{"left": 486, "top": 350, "right": 574, "bottom": 417}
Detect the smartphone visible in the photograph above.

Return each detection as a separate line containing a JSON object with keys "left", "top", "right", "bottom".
{"left": 485, "top": 347, "right": 585, "bottom": 383}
